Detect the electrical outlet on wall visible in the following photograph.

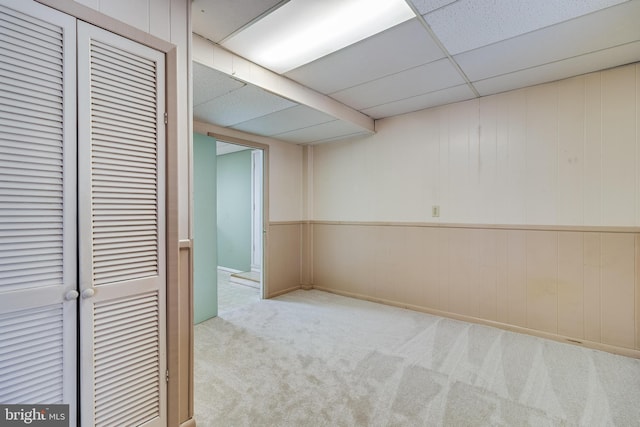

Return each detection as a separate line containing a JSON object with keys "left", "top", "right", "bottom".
{"left": 432, "top": 205, "right": 440, "bottom": 217}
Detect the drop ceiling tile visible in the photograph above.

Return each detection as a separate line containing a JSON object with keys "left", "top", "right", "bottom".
{"left": 192, "top": 0, "right": 285, "bottom": 43}
{"left": 193, "top": 84, "right": 296, "bottom": 127}
{"left": 473, "top": 41, "right": 640, "bottom": 97}
{"left": 285, "top": 19, "right": 445, "bottom": 94}
{"left": 330, "top": 58, "right": 466, "bottom": 110}
{"left": 424, "top": 0, "right": 627, "bottom": 55}
{"left": 274, "top": 120, "right": 371, "bottom": 144}
{"left": 409, "top": 0, "right": 457, "bottom": 15}
{"left": 454, "top": 1, "right": 640, "bottom": 81}
{"left": 231, "top": 105, "right": 335, "bottom": 136}
{"left": 362, "top": 84, "right": 476, "bottom": 118}
{"left": 193, "top": 62, "right": 246, "bottom": 106}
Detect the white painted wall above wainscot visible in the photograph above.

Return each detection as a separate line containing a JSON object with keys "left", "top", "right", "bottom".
{"left": 312, "top": 62, "right": 640, "bottom": 227}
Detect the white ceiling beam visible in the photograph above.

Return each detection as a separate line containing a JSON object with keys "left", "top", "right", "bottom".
{"left": 193, "top": 33, "right": 375, "bottom": 134}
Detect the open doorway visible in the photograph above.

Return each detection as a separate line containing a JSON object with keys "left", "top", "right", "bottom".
{"left": 216, "top": 139, "right": 265, "bottom": 313}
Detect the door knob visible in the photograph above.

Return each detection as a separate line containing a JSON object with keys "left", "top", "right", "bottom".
{"left": 64, "top": 290, "right": 79, "bottom": 301}
{"left": 81, "top": 288, "right": 95, "bottom": 299}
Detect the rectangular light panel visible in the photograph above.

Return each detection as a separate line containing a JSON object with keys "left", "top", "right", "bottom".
{"left": 221, "top": 0, "right": 415, "bottom": 73}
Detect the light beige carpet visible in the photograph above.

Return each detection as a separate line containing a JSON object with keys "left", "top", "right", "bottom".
{"left": 194, "top": 290, "right": 640, "bottom": 426}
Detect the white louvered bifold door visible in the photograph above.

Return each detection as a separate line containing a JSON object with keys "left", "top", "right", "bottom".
{"left": 0, "top": 2, "right": 77, "bottom": 425}
{"left": 77, "top": 22, "right": 166, "bottom": 427}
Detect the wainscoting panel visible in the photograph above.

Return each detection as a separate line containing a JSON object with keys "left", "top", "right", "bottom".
{"left": 526, "top": 231, "right": 558, "bottom": 334}
{"left": 583, "top": 233, "right": 602, "bottom": 343}
{"left": 557, "top": 232, "right": 584, "bottom": 339}
{"left": 311, "top": 222, "right": 640, "bottom": 356}
{"left": 600, "top": 233, "right": 635, "bottom": 349}
{"left": 267, "top": 223, "right": 302, "bottom": 297}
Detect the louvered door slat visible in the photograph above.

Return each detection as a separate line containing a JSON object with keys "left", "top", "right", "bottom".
{"left": 0, "top": 64, "right": 62, "bottom": 92}
{"left": 3, "top": 383, "right": 62, "bottom": 406}
{"left": 92, "top": 53, "right": 156, "bottom": 84}
{"left": 0, "top": 258, "right": 62, "bottom": 272}
{"left": 91, "top": 49, "right": 156, "bottom": 78}
{"left": 0, "top": 41, "right": 62, "bottom": 71}
{"left": 0, "top": 3, "right": 76, "bottom": 424}
{"left": 0, "top": 8, "right": 63, "bottom": 40}
{"left": 0, "top": 305, "right": 63, "bottom": 403}
{"left": 0, "top": 247, "right": 60, "bottom": 261}
{"left": 0, "top": 102, "right": 63, "bottom": 123}
{"left": 0, "top": 120, "right": 63, "bottom": 139}
{"left": 92, "top": 74, "right": 157, "bottom": 102}
{"left": 90, "top": 41, "right": 156, "bottom": 74}
{"left": 0, "top": 54, "right": 62, "bottom": 82}
{"left": 93, "top": 185, "right": 157, "bottom": 195}
{"left": 0, "top": 92, "right": 63, "bottom": 115}
{"left": 0, "top": 25, "right": 63, "bottom": 53}
{"left": 99, "top": 396, "right": 159, "bottom": 427}
{"left": 97, "top": 371, "right": 158, "bottom": 407}
{"left": 96, "top": 353, "right": 159, "bottom": 391}
{"left": 92, "top": 62, "right": 157, "bottom": 91}
{"left": 0, "top": 131, "right": 63, "bottom": 149}
{"left": 91, "top": 291, "right": 161, "bottom": 426}
{"left": 0, "top": 130, "right": 63, "bottom": 146}
{"left": 93, "top": 124, "right": 155, "bottom": 140}
{"left": 0, "top": 0, "right": 65, "bottom": 296}
{"left": 1, "top": 356, "right": 61, "bottom": 382}
{"left": 91, "top": 85, "right": 156, "bottom": 111}
{"left": 0, "top": 349, "right": 61, "bottom": 376}
{"left": 0, "top": 75, "right": 62, "bottom": 101}
{"left": 79, "top": 21, "right": 165, "bottom": 427}
{"left": 1, "top": 180, "right": 62, "bottom": 192}
{"left": 93, "top": 97, "right": 156, "bottom": 119}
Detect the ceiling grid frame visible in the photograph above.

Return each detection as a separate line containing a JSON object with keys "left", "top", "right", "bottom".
{"left": 191, "top": 0, "right": 640, "bottom": 144}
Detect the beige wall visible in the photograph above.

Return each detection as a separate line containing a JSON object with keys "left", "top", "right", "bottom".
{"left": 310, "top": 63, "right": 640, "bottom": 357}
{"left": 313, "top": 63, "right": 640, "bottom": 227}
{"left": 267, "top": 223, "right": 304, "bottom": 297}
{"left": 267, "top": 141, "right": 304, "bottom": 222}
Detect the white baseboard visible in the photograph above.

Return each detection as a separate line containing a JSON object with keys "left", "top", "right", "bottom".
{"left": 217, "top": 266, "right": 242, "bottom": 274}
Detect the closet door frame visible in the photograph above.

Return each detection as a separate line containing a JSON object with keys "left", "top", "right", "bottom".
{"left": 0, "top": 2, "right": 77, "bottom": 424}
{"left": 34, "top": 1, "right": 187, "bottom": 425}
{"left": 77, "top": 21, "right": 167, "bottom": 426}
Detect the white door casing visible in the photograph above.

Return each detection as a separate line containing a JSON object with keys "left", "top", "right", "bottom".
{"left": 0, "top": 2, "right": 77, "bottom": 425}
{"left": 251, "top": 149, "right": 262, "bottom": 274}
{"left": 77, "top": 22, "right": 166, "bottom": 427}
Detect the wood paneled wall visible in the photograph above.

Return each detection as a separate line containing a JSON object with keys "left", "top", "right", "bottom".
{"left": 266, "top": 222, "right": 303, "bottom": 297}
{"left": 312, "top": 222, "right": 640, "bottom": 357}
{"left": 312, "top": 63, "right": 640, "bottom": 227}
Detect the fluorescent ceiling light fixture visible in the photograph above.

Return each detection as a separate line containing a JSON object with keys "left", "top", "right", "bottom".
{"left": 221, "top": 0, "right": 415, "bottom": 74}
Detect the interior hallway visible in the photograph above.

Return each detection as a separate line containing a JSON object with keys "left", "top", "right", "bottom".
{"left": 217, "top": 269, "right": 260, "bottom": 313}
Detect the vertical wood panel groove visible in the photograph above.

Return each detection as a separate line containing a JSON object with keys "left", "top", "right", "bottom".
{"left": 600, "top": 73, "right": 603, "bottom": 225}
{"left": 582, "top": 77, "right": 586, "bottom": 225}
{"left": 635, "top": 234, "right": 640, "bottom": 350}
{"left": 595, "top": 233, "right": 602, "bottom": 342}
